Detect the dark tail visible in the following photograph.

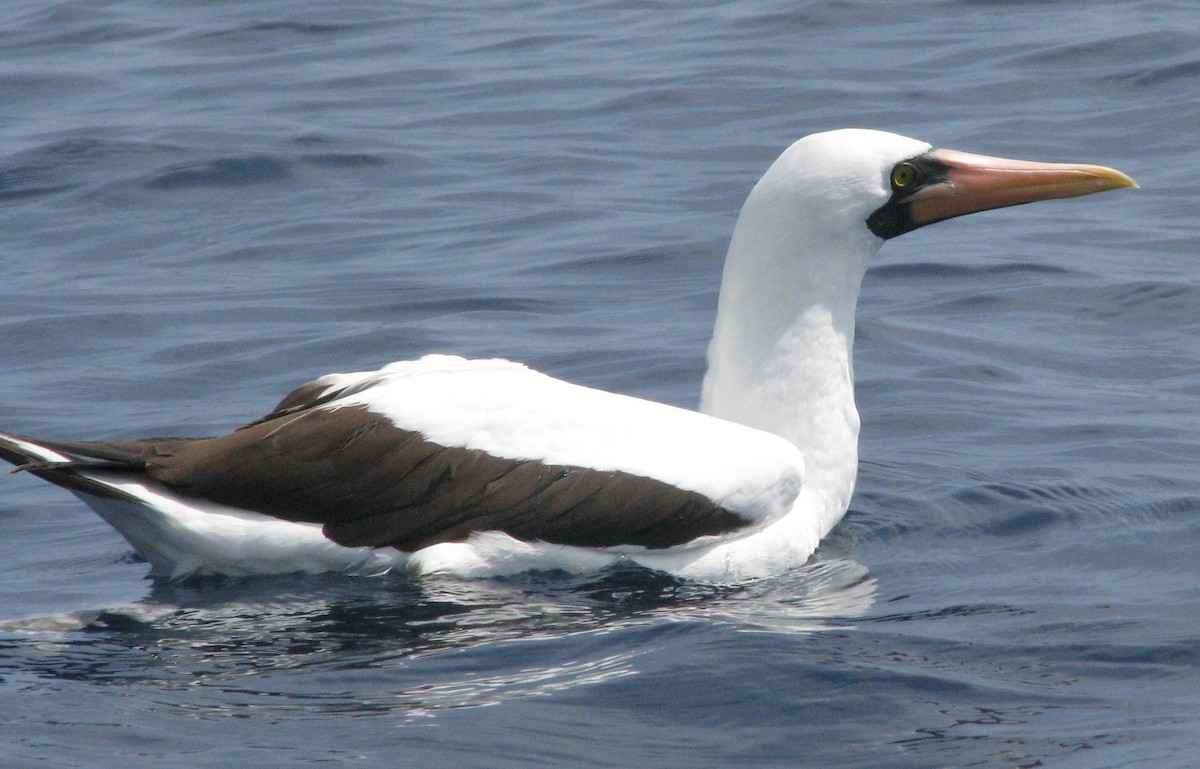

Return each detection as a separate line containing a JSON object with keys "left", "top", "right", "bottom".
{"left": 0, "top": 431, "right": 147, "bottom": 502}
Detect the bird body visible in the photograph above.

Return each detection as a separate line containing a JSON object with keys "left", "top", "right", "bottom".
{"left": 0, "top": 129, "right": 1135, "bottom": 582}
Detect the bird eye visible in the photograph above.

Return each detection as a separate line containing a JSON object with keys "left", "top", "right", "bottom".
{"left": 891, "top": 163, "right": 918, "bottom": 189}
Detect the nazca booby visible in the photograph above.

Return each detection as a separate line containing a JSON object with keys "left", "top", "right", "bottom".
{"left": 0, "top": 130, "right": 1136, "bottom": 581}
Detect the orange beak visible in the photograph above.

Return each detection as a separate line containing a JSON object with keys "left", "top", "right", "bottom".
{"left": 905, "top": 148, "right": 1138, "bottom": 227}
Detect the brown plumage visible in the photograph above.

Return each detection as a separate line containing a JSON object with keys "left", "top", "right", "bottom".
{"left": 7, "top": 382, "right": 751, "bottom": 552}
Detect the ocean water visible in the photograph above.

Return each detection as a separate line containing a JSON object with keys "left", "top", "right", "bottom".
{"left": 1, "top": 1, "right": 1198, "bottom": 767}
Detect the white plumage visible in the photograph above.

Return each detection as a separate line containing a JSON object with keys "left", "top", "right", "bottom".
{"left": 313, "top": 355, "right": 806, "bottom": 525}
{"left": 0, "top": 129, "right": 1135, "bottom": 582}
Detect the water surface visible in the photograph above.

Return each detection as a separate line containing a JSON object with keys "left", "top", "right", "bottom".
{"left": 2, "top": 1, "right": 1198, "bottom": 767}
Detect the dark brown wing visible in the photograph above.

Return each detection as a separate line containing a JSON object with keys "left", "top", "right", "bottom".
{"left": 67, "top": 398, "right": 752, "bottom": 551}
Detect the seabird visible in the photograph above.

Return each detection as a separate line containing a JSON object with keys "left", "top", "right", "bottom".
{"left": 0, "top": 130, "right": 1135, "bottom": 582}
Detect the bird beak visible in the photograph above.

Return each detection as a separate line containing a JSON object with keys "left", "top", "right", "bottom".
{"left": 905, "top": 148, "right": 1138, "bottom": 227}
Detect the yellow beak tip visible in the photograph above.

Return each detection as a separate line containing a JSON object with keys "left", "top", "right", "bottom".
{"left": 1093, "top": 167, "right": 1139, "bottom": 191}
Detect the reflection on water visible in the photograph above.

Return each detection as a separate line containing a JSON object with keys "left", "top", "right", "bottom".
{"left": 0, "top": 554, "right": 874, "bottom": 719}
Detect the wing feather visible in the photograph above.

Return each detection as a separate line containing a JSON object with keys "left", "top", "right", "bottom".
{"left": 8, "top": 359, "right": 803, "bottom": 552}
{"left": 121, "top": 403, "right": 753, "bottom": 550}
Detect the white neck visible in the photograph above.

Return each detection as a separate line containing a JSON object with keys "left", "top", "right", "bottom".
{"left": 699, "top": 157, "right": 884, "bottom": 528}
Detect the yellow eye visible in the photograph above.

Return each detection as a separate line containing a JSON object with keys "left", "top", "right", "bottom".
{"left": 891, "top": 163, "right": 917, "bottom": 188}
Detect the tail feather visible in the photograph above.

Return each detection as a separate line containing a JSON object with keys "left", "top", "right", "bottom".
{"left": 0, "top": 429, "right": 402, "bottom": 579}
{"left": 0, "top": 431, "right": 146, "bottom": 503}
{"left": 0, "top": 432, "right": 152, "bottom": 466}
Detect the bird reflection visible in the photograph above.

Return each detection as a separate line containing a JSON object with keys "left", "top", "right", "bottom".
{"left": 1, "top": 550, "right": 875, "bottom": 718}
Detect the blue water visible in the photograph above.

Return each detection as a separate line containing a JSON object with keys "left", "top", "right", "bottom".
{"left": 2, "top": 1, "right": 1198, "bottom": 766}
